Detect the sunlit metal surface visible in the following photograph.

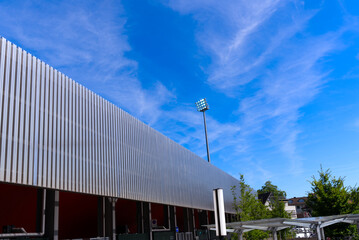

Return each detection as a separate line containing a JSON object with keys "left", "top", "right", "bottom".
{"left": 0, "top": 37, "right": 239, "bottom": 212}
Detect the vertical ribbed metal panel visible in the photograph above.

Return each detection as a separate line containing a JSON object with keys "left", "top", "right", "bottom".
{"left": 0, "top": 37, "right": 240, "bottom": 212}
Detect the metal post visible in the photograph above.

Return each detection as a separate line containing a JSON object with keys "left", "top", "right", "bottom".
{"left": 149, "top": 203, "right": 153, "bottom": 240}
{"left": 98, "top": 197, "right": 106, "bottom": 237}
{"left": 202, "top": 111, "right": 211, "bottom": 163}
{"left": 237, "top": 230, "right": 243, "bottom": 240}
{"left": 184, "top": 208, "right": 190, "bottom": 232}
{"left": 192, "top": 209, "right": 196, "bottom": 236}
{"left": 45, "top": 190, "right": 59, "bottom": 240}
{"left": 137, "top": 202, "right": 145, "bottom": 233}
{"left": 141, "top": 202, "right": 145, "bottom": 233}
{"left": 53, "top": 191, "right": 59, "bottom": 240}
{"left": 110, "top": 198, "right": 117, "bottom": 240}
{"left": 174, "top": 207, "right": 178, "bottom": 240}
{"left": 272, "top": 228, "right": 278, "bottom": 240}
{"left": 316, "top": 225, "right": 322, "bottom": 240}
{"left": 103, "top": 197, "right": 106, "bottom": 237}
{"left": 174, "top": 206, "right": 178, "bottom": 229}
{"left": 168, "top": 206, "right": 171, "bottom": 230}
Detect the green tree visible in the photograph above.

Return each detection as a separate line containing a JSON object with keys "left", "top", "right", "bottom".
{"left": 232, "top": 175, "right": 269, "bottom": 240}
{"left": 307, "top": 167, "right": 359, "bottom": 238}
{"left": 257, "top": 181, "right": 290, "bottom": 219}
{"left": 349, "top": 186, "right": 359, "bottom": 213}
{"left": 257, "top": 181, "right": 291, "bottom": 239}
{"left": 257, "top": 181, "right": 286, "bottom": 198}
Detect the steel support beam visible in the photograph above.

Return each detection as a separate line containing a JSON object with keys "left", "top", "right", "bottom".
{"left": 137, "top": 202, "right": 145, "bottom": 233}
{"left": 45, "top": 190, "right": 59, "bottom": 240}
{"left": 237, "top": 230, "right": 243, "bottom": 240}
{"left": 107, "top": 198, "right": 117, "bottom": 240}
{"left": 272, "top": 228, "right": 278, "bottom": 240}
{"left": 98, "top": 197, "right": 106, "bottom": 237}
{"left": 169, "top": 206, "right": 177, "bottom": 232}
{"left": 36, "top": 189, "right": 45, "bottom": 233}
{"left": 184, "top": 208, "right": 194, "bottom": 233}
{"left": 192, "top": 209, "right": 196, "bottom": 236}
{"left": 149, "top": 203, "right": 153, "bottom": 240}
{"left": 98, "top": 197, "right": 117, "bottom": 240}
{"left": 316, "top": 225, "right": 322, "bottom": 240}
{"left": 163, "top": 205, "right": 170, "bottom": 229}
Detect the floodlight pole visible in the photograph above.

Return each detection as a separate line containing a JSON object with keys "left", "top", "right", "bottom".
{"left": 195, "top": 98, "right": 211, "bottom": 163}
{"left": 202, "top": 110, "right": 211, "bottom": 163}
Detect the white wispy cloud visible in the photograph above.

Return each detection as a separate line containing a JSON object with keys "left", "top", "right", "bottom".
{"left": 1, "top": 0, "right": 355, "bottom": 189}
{"left": 0, "top": 0, "right": 243, "bottom": 158}
{"left": 0, "top": 0, "right": 175, "bottom": 124}
{"left": 153, "top": 106, "right": 243, "bottom": 160}
{"left": 163, "top": 0, "right": 351, "bottom": 176}
{"left": 163, "top": 0, "right": 283, "bottom": 90}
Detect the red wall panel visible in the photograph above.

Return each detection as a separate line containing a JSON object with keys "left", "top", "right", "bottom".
{"left": 115, "top": 198, "right": 137, "bottom": 234}
{"left": 151, "top": 203, "right": 164, "bottom": 227}
{"left": 58, "top": 191, "right": 98, "bottom": 239}
{"left": 0, "top": 183, "right": 37, "bottom": 233}
{"left": 176, "top": 207, "right": 184, "bottom": 232}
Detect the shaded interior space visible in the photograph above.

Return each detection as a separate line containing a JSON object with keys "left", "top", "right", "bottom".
{"left": 151, "top": 203, "right": 165, "bottom": 229}
{"left": 116, "top": 198, "right": 138, "bottom": 234}
{"left": 0, "top": 183, "right": 221, "bottom": 240}
{"left": 175, "top": 207, "right": 184, "bottom": 232}
{"left": 0, "top": 183, "right": 38, "bottom": 234}
{"left": 208, "top": 211, "right": 214, "bottom": 224}
{"left": 58, "top": 191, "right": 98, "bottom": 239}
{"left": 197, "top": 210, "right": 207, "bottom": 229}
{"left": 194, "top": 210, "right": 199, "bottom": 229}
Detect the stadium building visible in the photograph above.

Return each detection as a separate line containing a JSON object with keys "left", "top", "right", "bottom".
{"left": 0, "top": 37, "right": 240, "bottom": 240}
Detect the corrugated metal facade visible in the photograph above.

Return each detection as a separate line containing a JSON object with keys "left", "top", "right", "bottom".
{"left": 0, "top": 37, "right": 239, "bottom": 213}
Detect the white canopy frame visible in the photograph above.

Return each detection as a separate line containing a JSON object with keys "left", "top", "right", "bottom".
{"left": 205, "top": 214, "right": 359, "bottom": 240}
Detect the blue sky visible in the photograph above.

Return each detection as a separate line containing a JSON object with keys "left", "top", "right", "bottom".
{"left": 0, "top": 0, "right": 358, "bottom": 198}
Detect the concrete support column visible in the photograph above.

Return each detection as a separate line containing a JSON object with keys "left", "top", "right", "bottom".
{"left": 98, "top": 197, "right": 106, "bottom": 237}
{"left": 98, "top": 197, "right": 117, "bottom": 240}
{"left": 137, "top": 202, "right": 145, "bottom": 233}
{"left": 36, "top": 189, "right": 46, "bottom": 233}
{"left": 169, "top": 206, "right": 177, "bottom": 232}
{"left": 183, "top": 208, "right": 189, "bottom": 232}
{"left": 189, "top": 209, "right": 193, "bottom": 232}
{"left": 106, "top": 198, "right": 117, "bottom": 240}
{"left": 142, "top": 202, "right": 150, "bottom": 235}
{"left": 183, "top": 208, "right": 194, "bottom": 233}
{"left": 192, "top": 209, "right": 196, "bottom": 235}
{"left": 149, "top": 203, "right": 153, "bottom": 240}
{"left": 45, "top": 190, "right": 59, "bottom": 240}
{"left": 173, "top": 207, "right": 178, "bottom": 240}
{"left": 141, "top": 202, "right": 152, "bottom": 240}
{"left": 164, "top": 205, "right": 170, "bottom": 229}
